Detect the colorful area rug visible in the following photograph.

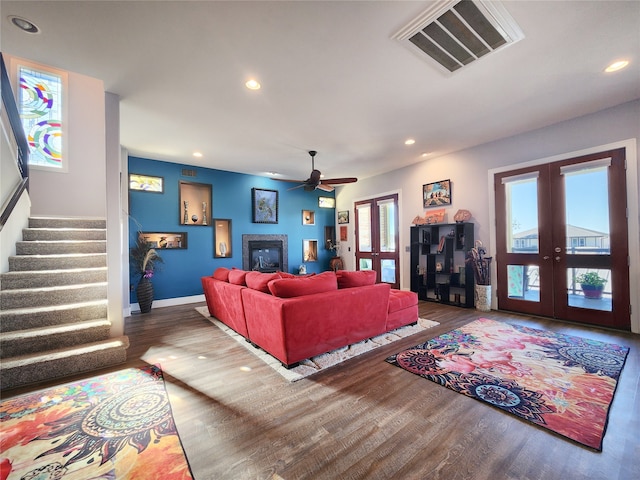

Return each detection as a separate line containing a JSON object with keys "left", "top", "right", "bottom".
{"left": 0, "top": 365, "right": 193, "bottom": 479}
{"left": 386, "top": 318, "right": 629, "bottom": 450}
{"left": 196, "top": 306, "right": 438, "bottom": 382}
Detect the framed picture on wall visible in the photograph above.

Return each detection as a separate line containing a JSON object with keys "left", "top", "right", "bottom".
{"left": 252, "top": 188, "right": 278, "bottom": 223}
{"left": 129, "top": 173, "right": 163, "bottom": 193}
{"left": 423, "top": 179, "right": 451, "bottom": 208}
{"left": 337, "top": 210, "right": 349, "bottom": 224}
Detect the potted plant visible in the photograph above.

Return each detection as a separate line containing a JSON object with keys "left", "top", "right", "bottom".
{"left": 576, "top": 271, "right": 606, "bottom": 299}
{"left": 130, "top": 232, "right": 163, "bottom": 313}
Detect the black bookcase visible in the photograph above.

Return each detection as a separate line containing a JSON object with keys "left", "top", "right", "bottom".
{"left": 410, "top": 222, "right": 475, "bottom": 308}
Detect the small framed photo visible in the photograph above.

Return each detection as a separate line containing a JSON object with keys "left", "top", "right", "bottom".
{"left": 423, "top": 179, "right": 451, "bottom": 208}
{"left": 252, "top": 188, "right": 278, "bottom": 223}
{"left": 129, "top": 173, "right": 163, "bottom": 193}
{"left": 318, "top": 196, "right": 335, "bottom": 208}
{"left": 337, "top": 210, "right": 349, "bottom": 224}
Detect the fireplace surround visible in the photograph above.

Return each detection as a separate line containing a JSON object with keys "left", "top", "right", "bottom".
{"left": 242, "top": 234, "right": 288, "bottom": 273}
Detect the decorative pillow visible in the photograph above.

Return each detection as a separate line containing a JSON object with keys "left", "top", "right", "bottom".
{"left": 336, "top": 269, "right": 376, "bottom": 289}
{"left": 268, "top": 271, "right": 337, "bottom": 298}
{"left": 213, "top": 267, "right": 230, "bottom": 282}
{"left": 228, "top": 269, "right": 248, "bottom": 286}
{"left": 245, "top": 271, "right": 280, "bottom": 293}
{"left": 277, "top": 272, "right": 298, "bottom": 279}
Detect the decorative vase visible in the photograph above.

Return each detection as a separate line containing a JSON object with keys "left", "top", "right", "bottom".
{"left": 329, "top": 256, "right": 344, "bottom": 272}
{"left": 475, "top": 284, "right": 491, "bottom": 312}
{"left": 219, "top": 242, "right": 227, "bottom": 257}
{"left": 136, "top": 277, "right": 154, "bottom": 313}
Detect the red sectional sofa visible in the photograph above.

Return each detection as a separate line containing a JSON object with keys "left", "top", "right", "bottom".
{"left": 201, "top": 268, "right": 418, "bottom": 368}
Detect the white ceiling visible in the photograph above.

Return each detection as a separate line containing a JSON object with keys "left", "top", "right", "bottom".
{"left": 2, "top": 0, "right": 639, "bottom": 183}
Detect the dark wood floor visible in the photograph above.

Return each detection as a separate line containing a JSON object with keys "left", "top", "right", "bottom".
{"left": 4, "top": 302, "right": 639, "bottom": 480}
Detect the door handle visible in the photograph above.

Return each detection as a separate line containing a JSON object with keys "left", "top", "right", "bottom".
{"left": 555, "top": 256, "right": 561, "bottom": 262}
{"left": 543, "top": 255, "right": 550, "bottom": 260}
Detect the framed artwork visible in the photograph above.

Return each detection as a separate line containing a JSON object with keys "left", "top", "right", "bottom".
{"left": 129, "top": 173, "right": 163, "bottom": 193}
{"left": 318, "top": 196, "right": 335, "bottom": 208}
{"left": 252, "top": 188, "right": 278, "bottom": 223}
{"left": 340, "top": 225, "right": 348, "bottom": 241}
{"left": 213, "top": 219, "right": 232, "bottom": 258}
{"left": 423, "top": 179, "right": 451, "bottom": 208}
{"left": 337, "top": 210, "right": 349, "bottom": 224}
{"left": 179, "top": 181, "right": 212, "bottom": 225}
{"left": 140, "top": 232, "right": 187, "bottom": 249}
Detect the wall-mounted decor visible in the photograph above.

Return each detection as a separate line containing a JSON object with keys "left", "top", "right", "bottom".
{"left": 337, "top": 210, "right": 349, "bottom": 224}
{"left": 252, "top": 188, "right": 278, "bottom": 223}
{"left": 179, "top": 181, "right": 212, "bottom": 225}
{"left": 423, "top": 179, "right": 451, "bottom": 208}
{"left": 303, "top": 239, "right": 318, "bottom": 262}
{"left": 318, "top": 196, "right": 336, "bottom": 208}
{"left": 340, "top": 225, "right": 348, "bottom": 241}
{"left": 302, "top": 210, "right": 315, "bottom": 225}
{"left": 214, "top": 219, "right": 232, "bottom": 258}
{"left": 129, "top": 173, "right": 164, "bottom": 193}
{"left": 140, "top": 232, "right": 187, "bottom": 249}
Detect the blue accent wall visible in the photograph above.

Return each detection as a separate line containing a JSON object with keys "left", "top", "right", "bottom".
{"left": 128, "top": 156, "right": 336, "bottom": 302}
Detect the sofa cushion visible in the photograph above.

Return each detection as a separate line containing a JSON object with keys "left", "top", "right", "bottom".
{"left": 336, "top": 269, "right": 377, "bottom": 289}
{"left": 245, "top": 271, "right": 280, "bottom": 293}
{"left": 213, "top": 267, "right": 230, "bottom": 282}
{"left": 388, "top": 289, "right": 418, "bottom": 312}
{"left": 268, "top": 271, "right": 338, "bottom": 298}
{"left": 228, "top": 269, "right": 248, "bottom": 286}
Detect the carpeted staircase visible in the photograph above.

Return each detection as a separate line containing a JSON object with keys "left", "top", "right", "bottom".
{"left": 0, "top": 217, "right": 129, "bottom": 390}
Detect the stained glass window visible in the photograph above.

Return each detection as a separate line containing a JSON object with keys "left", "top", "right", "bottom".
{"left": 18, "top": 63, "right": 66, "bottom": 170}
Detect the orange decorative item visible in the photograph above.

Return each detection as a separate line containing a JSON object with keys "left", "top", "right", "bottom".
{"left": 454, "top": 209, "right": 472, "bottom": 223}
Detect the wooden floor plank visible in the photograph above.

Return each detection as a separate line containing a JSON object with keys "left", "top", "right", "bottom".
{"left": 3, "top": 301, "right": 639, "bottom": 480}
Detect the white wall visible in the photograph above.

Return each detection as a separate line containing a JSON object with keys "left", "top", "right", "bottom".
{"left": 336, "top": 100, "right": 640, "bottom": 331}
{"left": 8, "top": 55, "right": 107, "bottom": 217}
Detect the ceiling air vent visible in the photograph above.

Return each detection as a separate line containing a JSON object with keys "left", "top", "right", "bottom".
{"left": 182, "top": 169, "right": 197, "bottom": 177}
{"left": 393, "top": 0, "right": 524, "bottom": 74}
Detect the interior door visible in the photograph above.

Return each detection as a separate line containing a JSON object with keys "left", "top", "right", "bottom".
{"left": 355, "top": 194, "right": 400, "bottom": 289}
{"left": 495, "top": 148, "right": 630, "bottom": 330}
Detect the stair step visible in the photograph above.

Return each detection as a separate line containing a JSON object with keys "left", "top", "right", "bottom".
{"left": 22, "top": 228, "right": 107, "bottom": 241}
{"left": 1, "top": 319, "right": 112, "bottom": 358}
{"left": 0, "top": 267, "right": 107, "bottom": 290}
{"left": 0, "top": 282, "right": 108, "bottom": 309}
{"left": 0, "top": 300, "right": 108, "bottom": 332}
{"left": 9, "top": 253, "right": 107, "bottom": 271}
{"left": 29, "top": 217, "right": 106, "bottom": 229}
{"left": 16, "top": 240, "right": 107, "bottom": 255}
{"left": 0, "top": 337, "right": 129, "bottom": 390}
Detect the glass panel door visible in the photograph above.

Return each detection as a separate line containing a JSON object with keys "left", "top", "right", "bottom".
{"left": 355, "top": 194, "right": 400, "bottom": 289}
{"left": 495, "top": 148, "right": 630, "bottom": 330}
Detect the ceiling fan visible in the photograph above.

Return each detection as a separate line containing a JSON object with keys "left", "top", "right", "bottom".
{"left": 275, "top": 150, "right": 358, "bottom": 192}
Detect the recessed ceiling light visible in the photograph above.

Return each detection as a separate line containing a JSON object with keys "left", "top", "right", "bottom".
{"left": 605, "top": 60, "right": 629, "bottom": 73}
{"left": 9, "top": 15, "right": 40, "bottom": 34}
{"left": 421, "top": 152, "right": 431, "bottom": 157}
{"left": 405, "top": 138, "right": 416, "bottom": 145}
{"left": 193, "top": 151, "right": 203, "bottom": 158}
{"left": 245, "top": 79, "right": 261, "bottom": 90}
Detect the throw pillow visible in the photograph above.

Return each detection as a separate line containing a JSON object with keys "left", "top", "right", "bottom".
{"left": 213, "top": 267, "right": 230, "bottom": 282}
{"left": 336, "top": 269, "right": 376, "bottom": 288}
{"left": 245, "top": 271, "right": 280, "bottom": 293}
{"left": 268, "top": 271, "right": 338, "bottom": 298}
{"left": 228, "top": 268, "right": 248, "bottom": 286}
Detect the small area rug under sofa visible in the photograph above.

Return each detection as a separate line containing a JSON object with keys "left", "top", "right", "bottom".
{"left": 201, "top": 268, "right": 419, "bottom": 368}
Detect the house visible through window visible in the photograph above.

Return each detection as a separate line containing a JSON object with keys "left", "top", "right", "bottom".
{"left": 17, "top": 62, "right": 67, "bottom": 171}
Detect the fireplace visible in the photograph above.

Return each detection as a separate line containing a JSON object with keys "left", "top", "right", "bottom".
{"left": 242, "top": 234, "right": 288, "bottom": 273}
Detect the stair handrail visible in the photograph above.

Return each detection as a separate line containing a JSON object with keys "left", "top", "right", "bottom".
{"left": 0, "top": 51, "right": 30, "bottom": 230}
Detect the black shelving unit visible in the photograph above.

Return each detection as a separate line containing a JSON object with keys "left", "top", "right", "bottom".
{"left": 410, "top": 222, "right": 474, "bottom": 308}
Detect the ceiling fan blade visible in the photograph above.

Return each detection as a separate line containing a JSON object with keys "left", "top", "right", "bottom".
{"left": 274, "top": 178, "right": 307, "bottom": 184}
{"left": 287, "top": 183, "right": 307, "bottom": 191}
{"left": 316, "top": 183, "right": 335, "bottom": 192}
{"left": 322, "top": 177, "right": 358, "bottom": 185}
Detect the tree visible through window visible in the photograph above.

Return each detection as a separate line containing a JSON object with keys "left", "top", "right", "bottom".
{"left": 18, "top": 63, "right": 66, "bottom": 170}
